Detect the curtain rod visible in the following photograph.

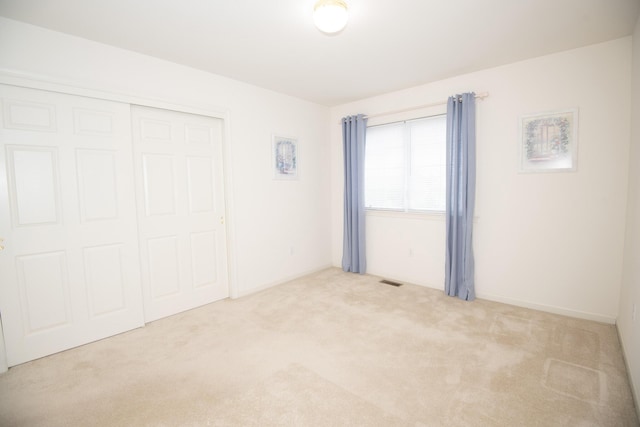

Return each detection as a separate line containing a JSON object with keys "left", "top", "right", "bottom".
{"left": 349, "top": 92, "right": 489, "bottom": 122}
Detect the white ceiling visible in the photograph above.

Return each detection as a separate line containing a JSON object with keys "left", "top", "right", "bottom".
{"left": 1, "top": 0, "right": 639, "bottom": 106}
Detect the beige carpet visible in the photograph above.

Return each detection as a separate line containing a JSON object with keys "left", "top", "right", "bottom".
{"left": 0, "top": 268, "right": 638, "bottom": 426}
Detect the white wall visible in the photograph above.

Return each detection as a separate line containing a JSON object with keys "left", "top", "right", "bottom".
{"left": 331, "top": 38, "right": 632, "bottom": 323}
{"left": 618, "top": 14, "right": 640, "bottom": 414}
{"left": 0, "top": 17, "right": 332, "bottom": 297}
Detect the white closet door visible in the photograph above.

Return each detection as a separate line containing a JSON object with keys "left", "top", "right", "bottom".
{"left": 131, "top": 106, "right": 228, "bottom": 322}
{"left": 0, "top": 85, "right": 144, "bottom": 367}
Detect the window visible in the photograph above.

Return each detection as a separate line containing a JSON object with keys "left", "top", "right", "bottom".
{"left": 365, "top": 115, "right": 446, "bottom": 212}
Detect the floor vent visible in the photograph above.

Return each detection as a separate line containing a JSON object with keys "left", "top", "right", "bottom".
{"left": 380, "top": 279, "right": 403, "bottom": 287}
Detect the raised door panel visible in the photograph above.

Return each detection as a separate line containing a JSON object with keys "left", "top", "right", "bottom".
{"left": 190, "top": 231, "right": 218, "bottom": 289}
{"left": 147, "top": 236, "right": 181, "bottom": 300}
{"left": 16, "top": 251, "right": 71, "bottom": 333}
{"left": 142, "top": 154, "right": 176, "bottom": 216}
{"left": 73, "top": 108, "right": 115, "bottom": 137}
{"left": 6, "top": 146, "right": 61, "bottom": 226}
{"left": 83, "top": 244, "right": 127, "bottom": 317}
{"left": 184, "top": 124, "right": 211, "bottom": 144}
{"left": 186, "top": 156, "right": 215, "bottom": 214}
{"left": 76, "top": 149, "right": 119, "bottom": 222}
{"left": 140, "top": 118, "right": 172, "bottom": 143}
{"left": 3, "top": 99, "right": 57, "bottom": 132}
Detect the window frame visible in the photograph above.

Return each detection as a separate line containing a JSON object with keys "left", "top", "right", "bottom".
{"left": 364, "top": 113, "right": 447, "bottom": 214}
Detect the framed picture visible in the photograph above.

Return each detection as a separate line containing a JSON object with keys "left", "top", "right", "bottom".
{"left": 272, "top": 135, "right": 298, "bottom": 180}
{"left": 519, "top": 108, "right": 578, "bottom": 173}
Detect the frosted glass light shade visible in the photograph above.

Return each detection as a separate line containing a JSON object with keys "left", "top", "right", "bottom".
{"left": 313, "top": 0, "right": 348, "bottom": 34}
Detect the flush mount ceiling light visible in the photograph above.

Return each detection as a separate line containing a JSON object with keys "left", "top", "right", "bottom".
{"left": 313, "top": 0, "right": 349, "bottom": 34}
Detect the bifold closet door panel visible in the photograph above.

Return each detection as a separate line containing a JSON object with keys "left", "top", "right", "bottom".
{"left": 0, "top": 84, "right": 144, "bottom": 367}
{"left": 131, "top": 105, "right": 229, "bottom": 323}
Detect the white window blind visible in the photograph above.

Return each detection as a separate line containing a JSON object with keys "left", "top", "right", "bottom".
{"left": 365, "top": 115, "right": 446, "bottom": 212}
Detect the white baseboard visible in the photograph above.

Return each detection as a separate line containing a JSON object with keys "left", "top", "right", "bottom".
{"left": 363, "top": 268, "right": 617, "bottom": 324}
{"left": 475, "top": 291, "right": 617, "bottom": 324}
{"left": 235, "top": 264, "right": 333, "bottom": 299}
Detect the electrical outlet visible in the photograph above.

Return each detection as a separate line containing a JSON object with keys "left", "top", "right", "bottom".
{"left": 289, "top": 246, "right": 294, "bottom": 256}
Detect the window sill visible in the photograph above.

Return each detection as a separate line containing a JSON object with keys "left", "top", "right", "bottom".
{"left": 365, "top": 209, "right": 445, "bottom": 221}
{"left": 365, "top": 209, "right": 480, "bottom": 223}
